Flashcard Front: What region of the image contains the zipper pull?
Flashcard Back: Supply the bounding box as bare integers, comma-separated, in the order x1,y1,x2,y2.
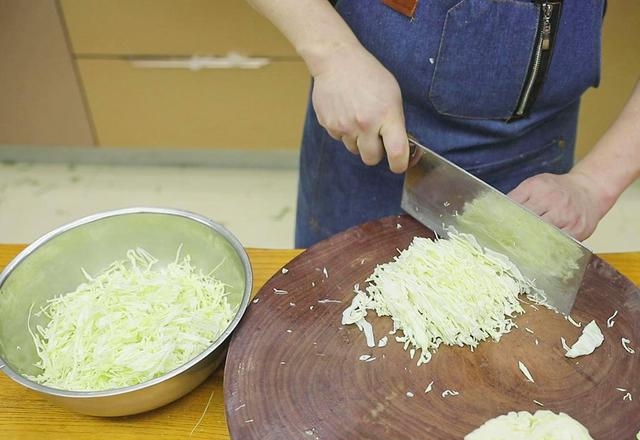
541,3,553,50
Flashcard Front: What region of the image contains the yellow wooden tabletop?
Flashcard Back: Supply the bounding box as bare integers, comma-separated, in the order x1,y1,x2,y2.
0,244,637,439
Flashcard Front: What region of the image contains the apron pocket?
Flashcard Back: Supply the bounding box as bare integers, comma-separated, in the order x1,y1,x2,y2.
429,0,539,120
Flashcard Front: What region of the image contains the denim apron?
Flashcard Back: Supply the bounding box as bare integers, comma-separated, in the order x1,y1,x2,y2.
296,0,605,247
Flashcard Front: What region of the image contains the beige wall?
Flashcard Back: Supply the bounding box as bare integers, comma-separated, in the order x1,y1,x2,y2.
576,0,640,159
58,0,309,150
0,1,637,153
0,0,94,146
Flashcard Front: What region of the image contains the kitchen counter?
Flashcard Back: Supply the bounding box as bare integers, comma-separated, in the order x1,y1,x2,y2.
0,244,637,439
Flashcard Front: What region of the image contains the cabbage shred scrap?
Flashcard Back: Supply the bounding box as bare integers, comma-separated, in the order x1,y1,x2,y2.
564,320,604,358
342,231,538,365
28,247,235,391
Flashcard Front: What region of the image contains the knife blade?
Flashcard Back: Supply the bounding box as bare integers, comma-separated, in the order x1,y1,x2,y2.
401,137,592,315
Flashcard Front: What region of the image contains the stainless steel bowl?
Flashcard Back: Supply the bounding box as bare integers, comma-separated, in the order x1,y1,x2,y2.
0,207,252,416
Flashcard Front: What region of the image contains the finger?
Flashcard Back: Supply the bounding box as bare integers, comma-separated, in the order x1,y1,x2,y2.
379,117,409,173
507,182,532,205
515,185,552,216
326,129,343,141
540,210,569,229
551,213,589,241
341,135,359,155
523,200,551,217
559,224,584,241
356,131,385,166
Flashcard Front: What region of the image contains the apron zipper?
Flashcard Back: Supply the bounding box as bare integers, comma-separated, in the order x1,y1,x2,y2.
510,1,562,121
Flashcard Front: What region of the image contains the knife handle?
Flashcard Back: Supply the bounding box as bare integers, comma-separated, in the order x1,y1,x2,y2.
407,134,424,168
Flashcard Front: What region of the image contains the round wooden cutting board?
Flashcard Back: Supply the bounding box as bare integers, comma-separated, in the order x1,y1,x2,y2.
224,215,640,439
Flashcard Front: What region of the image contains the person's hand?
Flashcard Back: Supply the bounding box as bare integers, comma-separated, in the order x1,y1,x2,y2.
507,171,609,241
310,43,410,173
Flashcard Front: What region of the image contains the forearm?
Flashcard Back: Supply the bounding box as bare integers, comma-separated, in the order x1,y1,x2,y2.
246,0,411,172
572,80,640,216
245,0,363,76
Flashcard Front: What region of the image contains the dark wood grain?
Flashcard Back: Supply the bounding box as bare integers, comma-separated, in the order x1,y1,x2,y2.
224,215,640,439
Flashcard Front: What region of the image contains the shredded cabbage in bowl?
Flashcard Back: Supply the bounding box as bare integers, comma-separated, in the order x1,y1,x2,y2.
27,247,236,391
342,230,540,365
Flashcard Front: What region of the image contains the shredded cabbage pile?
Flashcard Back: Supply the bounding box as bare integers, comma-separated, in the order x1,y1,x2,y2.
457,191,582,283
343,230,539,365
28,247,235,391
465,410,593,440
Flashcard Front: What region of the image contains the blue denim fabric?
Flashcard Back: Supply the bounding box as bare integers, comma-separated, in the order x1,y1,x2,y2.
295,0,604,248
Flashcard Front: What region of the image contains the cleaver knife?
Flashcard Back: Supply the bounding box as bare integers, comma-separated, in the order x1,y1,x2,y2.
401,137,592,315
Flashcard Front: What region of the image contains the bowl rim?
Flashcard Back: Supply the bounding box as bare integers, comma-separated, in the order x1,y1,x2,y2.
0,206,253,398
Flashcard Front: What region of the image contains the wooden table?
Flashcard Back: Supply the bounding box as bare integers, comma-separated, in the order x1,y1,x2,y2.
0,244,637,440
